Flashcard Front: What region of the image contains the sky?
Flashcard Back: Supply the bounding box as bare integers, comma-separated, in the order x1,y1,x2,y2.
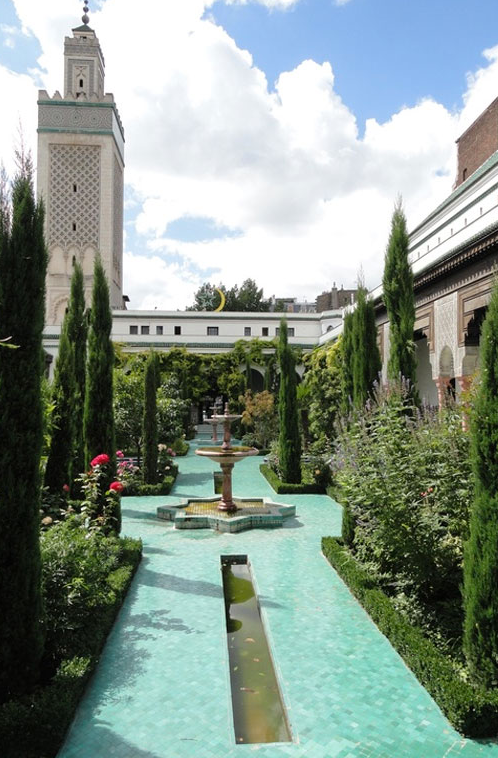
1,0,498,310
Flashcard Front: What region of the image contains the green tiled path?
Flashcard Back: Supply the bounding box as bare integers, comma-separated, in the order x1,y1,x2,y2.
58,438,498,757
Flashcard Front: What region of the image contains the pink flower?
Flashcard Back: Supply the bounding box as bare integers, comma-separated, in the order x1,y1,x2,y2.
90,453,110,467
167,447,174,455
109,481,124,493
62,484,70,493
116,450,124,458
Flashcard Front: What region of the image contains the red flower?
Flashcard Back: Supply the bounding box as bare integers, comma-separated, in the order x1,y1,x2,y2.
62,484,70,493
109,481,124,493
90,453,110,467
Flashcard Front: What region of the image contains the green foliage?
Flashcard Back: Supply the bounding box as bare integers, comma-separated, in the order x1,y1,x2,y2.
464,283,498,686
84,257,115,469
0,525,142,758
302,337,343,444
322,537,498,738
277,319,301,483
240,389,278,448
382,201,417,394
340,312,354,415
65,263,87,496
259,464,325,494
44,322,75,495
0,166,47,702
125,476,176,497
114,366,144,463
332,381,471,607
352,285,381,407
143,351,159,484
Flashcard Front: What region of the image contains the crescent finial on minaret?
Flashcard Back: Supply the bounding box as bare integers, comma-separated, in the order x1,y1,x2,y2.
82,2,90,25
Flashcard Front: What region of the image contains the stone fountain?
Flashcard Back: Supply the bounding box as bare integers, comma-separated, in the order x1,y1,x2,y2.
157,403,296,532
195,404,258,512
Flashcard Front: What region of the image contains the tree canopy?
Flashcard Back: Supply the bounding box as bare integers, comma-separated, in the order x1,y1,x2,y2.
186,278,270,312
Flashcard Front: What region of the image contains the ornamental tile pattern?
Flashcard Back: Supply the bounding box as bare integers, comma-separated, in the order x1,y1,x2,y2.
48,144,100,251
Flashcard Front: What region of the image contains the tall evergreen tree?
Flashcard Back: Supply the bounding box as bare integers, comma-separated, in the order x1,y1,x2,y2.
352,285,381,407
84,256,115,467
66,262,87,492
463,283,498,686
143,351,159,484
43,321,75,494
382,200,417,393
0,164,47,702
277,319,301,483
340,310,354,416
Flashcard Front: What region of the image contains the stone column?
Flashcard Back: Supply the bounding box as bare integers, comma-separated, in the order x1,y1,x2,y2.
456,375,472,431
434,376,451,411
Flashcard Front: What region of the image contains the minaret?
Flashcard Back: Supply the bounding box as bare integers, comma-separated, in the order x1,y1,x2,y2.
37,2,125,325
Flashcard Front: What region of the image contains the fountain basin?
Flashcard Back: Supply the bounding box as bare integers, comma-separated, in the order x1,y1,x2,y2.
195,445,259,465
157,496,296,533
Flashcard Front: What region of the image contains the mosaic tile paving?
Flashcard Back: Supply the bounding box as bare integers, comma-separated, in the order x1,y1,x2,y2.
58,438,498,757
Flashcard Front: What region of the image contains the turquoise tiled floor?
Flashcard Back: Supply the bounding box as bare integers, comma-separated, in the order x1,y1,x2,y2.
58,438,498,757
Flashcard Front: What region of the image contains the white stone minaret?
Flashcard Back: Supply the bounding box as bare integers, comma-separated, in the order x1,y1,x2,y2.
37,2,125,325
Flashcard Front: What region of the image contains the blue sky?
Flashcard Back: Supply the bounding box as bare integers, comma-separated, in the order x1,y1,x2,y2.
1,0,498,309
210,0,498,127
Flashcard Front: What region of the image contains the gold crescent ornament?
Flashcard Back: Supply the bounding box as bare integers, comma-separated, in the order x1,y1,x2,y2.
214,288,226,312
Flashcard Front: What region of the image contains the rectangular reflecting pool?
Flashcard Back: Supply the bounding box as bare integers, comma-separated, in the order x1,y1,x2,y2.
221,555,292,745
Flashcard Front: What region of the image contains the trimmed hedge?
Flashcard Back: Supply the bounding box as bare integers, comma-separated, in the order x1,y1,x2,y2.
123,466,178,497
322,537,498,738
260,463,325,494
173,440,190,456
0,535,142,758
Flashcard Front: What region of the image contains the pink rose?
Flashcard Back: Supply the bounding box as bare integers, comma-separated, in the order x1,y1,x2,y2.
62,484,70,493
116,450,124,458
109,481,124,493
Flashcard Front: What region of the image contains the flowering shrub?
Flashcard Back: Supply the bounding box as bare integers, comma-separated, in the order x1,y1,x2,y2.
90,453,110,467
331,380,471,608
77,453,121,535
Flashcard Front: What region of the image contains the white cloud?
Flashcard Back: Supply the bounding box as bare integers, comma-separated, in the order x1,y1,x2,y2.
2,1,498,309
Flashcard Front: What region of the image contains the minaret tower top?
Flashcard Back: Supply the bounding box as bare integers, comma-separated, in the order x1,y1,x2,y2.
37,1,125,326
64,2,105,99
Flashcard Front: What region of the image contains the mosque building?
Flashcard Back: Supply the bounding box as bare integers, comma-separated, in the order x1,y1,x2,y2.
40,5,498,409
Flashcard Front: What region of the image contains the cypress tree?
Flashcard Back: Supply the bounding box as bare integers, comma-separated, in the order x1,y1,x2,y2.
352,285,381,407
277,319,301,483
66,262,87,493
463,283,498,686
382,200,417,394
0,164,47,702
84,256,115,468
43,321,75,494
143,351,159,484
340,310,354,416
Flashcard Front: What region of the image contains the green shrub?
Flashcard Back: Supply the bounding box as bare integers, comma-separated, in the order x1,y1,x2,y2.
0,523,142,758
322,537,498,737
331,381,471,605
123,471,176,497
260,463,325,494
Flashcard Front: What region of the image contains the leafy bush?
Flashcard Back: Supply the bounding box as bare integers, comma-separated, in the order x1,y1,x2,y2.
0,523,142,757
322,537,498,737
260,463,325,494
123,472,176,497
331,381,471,606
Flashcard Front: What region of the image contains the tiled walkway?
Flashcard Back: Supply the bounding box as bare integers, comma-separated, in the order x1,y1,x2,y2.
58,438,498,757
